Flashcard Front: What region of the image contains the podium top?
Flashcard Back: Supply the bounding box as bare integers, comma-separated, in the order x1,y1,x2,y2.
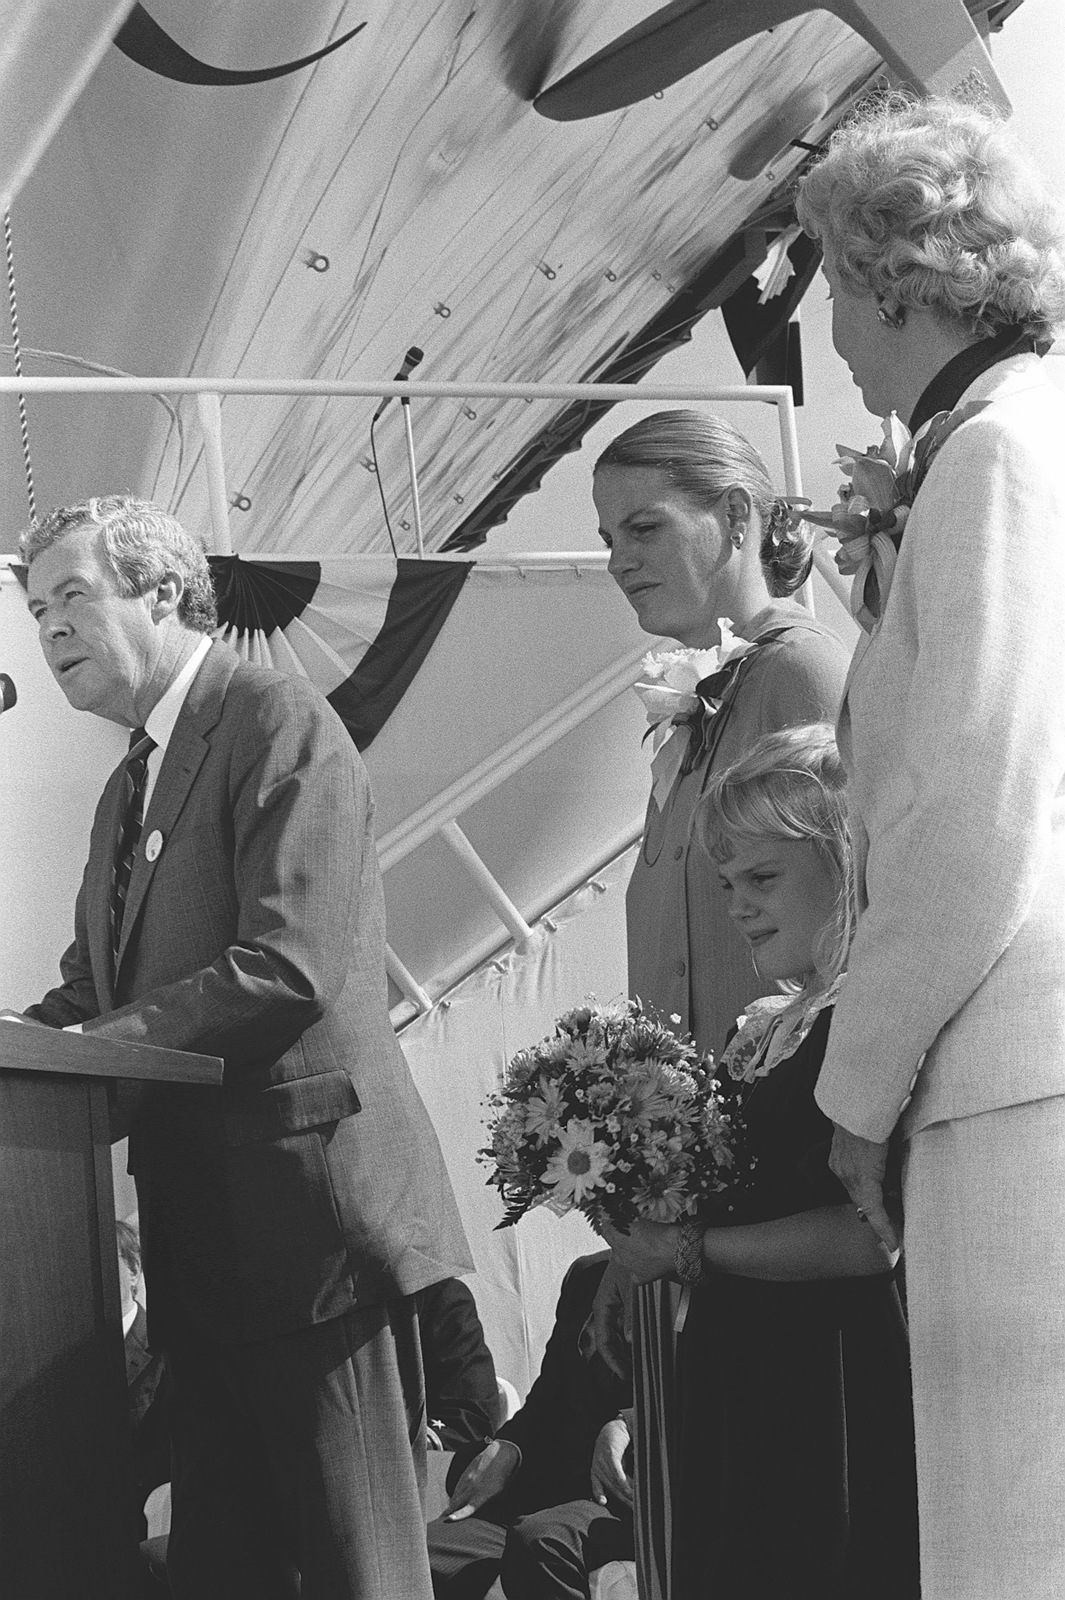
0,1013,222,1085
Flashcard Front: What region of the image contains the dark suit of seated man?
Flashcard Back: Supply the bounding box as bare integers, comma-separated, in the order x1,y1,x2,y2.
427,1252,635,1600
139,1274,500,1593
117,1219,171,1537
416,1277,499,1453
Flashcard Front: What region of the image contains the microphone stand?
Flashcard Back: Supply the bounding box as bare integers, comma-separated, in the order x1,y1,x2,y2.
400,393,425,558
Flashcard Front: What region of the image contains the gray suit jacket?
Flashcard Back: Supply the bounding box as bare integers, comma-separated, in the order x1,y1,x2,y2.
30,642,472,1342
816,355,1065,1141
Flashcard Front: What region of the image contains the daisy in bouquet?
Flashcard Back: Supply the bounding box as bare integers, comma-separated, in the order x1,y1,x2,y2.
480,1000,748,1232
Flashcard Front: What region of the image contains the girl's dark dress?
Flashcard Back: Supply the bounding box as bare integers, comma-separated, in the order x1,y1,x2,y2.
645,1005,919,1600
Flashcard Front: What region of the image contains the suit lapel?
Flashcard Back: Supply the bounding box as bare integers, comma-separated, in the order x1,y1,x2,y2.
115,643,240,978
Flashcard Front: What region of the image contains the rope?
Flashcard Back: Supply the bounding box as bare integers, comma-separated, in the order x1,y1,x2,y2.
4,209,36,522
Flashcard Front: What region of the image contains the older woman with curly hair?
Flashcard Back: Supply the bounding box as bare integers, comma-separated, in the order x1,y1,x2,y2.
796,96,1065,1599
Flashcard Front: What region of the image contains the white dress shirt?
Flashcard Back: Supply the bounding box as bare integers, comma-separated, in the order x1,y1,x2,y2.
141,633,213,813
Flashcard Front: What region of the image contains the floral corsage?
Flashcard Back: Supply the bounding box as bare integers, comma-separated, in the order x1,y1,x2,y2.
480,1000,748,1232
633,620,752,808
802,403,989,633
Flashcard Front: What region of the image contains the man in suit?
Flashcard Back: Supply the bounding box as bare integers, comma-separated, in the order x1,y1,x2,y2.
427,1251,634,1600
17,496,472,1599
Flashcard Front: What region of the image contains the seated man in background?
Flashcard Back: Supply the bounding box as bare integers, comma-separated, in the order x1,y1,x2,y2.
428,1251,635,1600
116,1218,171,1538
138,1272,499,1580
416,1277,500,1454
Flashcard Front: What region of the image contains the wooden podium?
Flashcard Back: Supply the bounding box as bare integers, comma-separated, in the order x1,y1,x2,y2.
0,1018,221,1600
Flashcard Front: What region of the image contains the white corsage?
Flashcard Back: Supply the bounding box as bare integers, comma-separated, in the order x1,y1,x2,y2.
634,621,752,809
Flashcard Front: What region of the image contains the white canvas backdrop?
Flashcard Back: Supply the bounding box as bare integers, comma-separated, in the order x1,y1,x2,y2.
399,844,636,1398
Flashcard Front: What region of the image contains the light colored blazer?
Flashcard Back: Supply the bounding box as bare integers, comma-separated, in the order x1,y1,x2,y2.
815,354,1065,1142
29,642,472,1342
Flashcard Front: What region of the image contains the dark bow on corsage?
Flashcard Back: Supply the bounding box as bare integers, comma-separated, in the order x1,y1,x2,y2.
634,623,753,808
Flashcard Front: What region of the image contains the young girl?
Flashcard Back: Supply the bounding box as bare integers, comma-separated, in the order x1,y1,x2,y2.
603,724,918,1600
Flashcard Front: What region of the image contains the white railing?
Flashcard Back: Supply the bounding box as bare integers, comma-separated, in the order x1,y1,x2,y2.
0,371,805,551
1,372,844,1015
374,639,650,875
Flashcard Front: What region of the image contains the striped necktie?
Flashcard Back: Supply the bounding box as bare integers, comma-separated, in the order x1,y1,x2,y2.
111,727,156,966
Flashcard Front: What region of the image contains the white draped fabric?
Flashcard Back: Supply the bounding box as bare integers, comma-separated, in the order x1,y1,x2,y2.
0,0,132,210
399,843,637,1398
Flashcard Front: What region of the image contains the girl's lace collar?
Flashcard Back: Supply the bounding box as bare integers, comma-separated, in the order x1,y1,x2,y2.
721,976,843,1086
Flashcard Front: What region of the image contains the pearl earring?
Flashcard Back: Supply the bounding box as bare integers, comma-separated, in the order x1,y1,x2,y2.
876,302,904,329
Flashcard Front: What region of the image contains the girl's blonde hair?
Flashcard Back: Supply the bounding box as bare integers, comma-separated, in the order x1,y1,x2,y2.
698,723,855,984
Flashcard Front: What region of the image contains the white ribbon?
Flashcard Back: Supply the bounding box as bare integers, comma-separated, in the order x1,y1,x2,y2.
838,526,899,634
649,723,693,810
753,223,802,303
673,1282,692,1334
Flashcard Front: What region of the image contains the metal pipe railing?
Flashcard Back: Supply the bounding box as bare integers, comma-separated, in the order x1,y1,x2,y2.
0,376,797,403
376,643,649,874
810,540,851,610
439,821,533,947
194,391,231,555
389,819,645,1030
385,944,434,1017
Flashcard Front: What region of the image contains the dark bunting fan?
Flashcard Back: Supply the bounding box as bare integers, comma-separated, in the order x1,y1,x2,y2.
208,555,471,750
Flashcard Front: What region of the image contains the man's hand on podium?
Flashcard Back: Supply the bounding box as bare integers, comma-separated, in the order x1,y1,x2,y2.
0,1011,81,1032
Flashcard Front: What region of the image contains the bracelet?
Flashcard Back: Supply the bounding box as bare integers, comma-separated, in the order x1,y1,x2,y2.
674,1219,707,1286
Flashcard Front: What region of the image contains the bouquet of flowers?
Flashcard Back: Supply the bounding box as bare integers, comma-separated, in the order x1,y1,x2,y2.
480,1000,747,1232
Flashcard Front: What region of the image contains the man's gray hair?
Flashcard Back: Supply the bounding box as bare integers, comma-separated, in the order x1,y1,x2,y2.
19,496,218,633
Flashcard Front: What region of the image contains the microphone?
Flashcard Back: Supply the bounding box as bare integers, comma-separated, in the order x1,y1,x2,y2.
372,347,424,421
0,674,15,714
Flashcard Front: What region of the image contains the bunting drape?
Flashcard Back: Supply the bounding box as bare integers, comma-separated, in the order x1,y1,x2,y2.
11,551,472,751
209,555,472,749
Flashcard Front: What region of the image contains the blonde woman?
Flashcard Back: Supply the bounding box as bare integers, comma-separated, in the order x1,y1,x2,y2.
796,96,1065,1599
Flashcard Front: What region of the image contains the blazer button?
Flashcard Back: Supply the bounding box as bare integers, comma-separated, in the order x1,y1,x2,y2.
676,959,687,977
674,846,684,861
